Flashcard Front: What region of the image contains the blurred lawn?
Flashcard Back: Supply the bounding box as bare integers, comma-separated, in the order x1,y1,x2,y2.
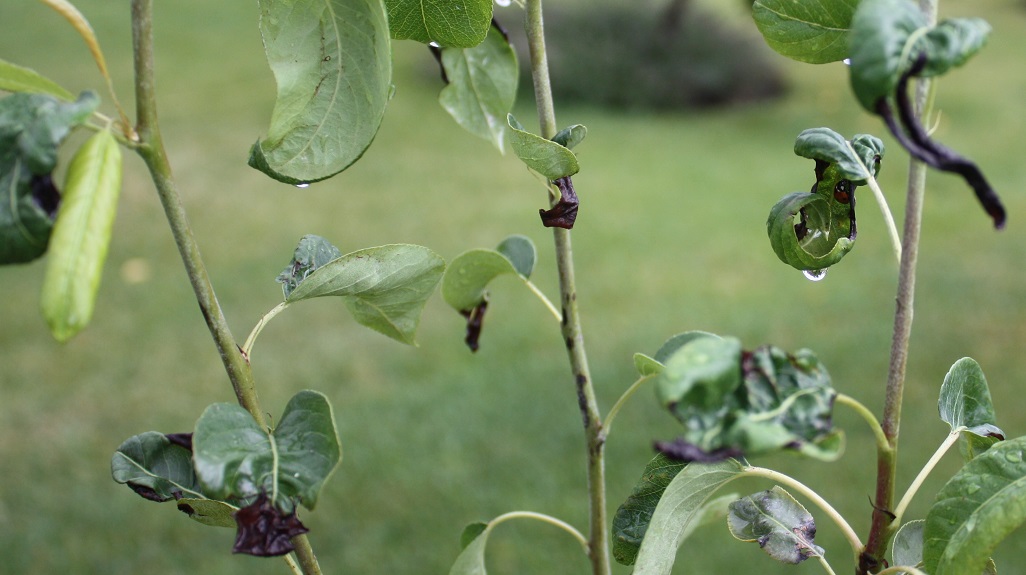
2,1,1025,574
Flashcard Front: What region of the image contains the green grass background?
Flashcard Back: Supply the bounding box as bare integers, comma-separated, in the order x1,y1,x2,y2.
2,1,1025,573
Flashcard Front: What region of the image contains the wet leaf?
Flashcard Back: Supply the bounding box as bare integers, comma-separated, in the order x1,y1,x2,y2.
449,520,490,575
924,436,1026,575
285,244,445,345
385,0,492,48
612,453,686,565
939,357,1004,460
193,390,342,511
794,128,884,185
276,234,343,298
442,235,535,311
232,491,309,557
633,459,745,575
0,58,74,100
848,0,925,112
727,486,824,564
111,431,205,503
752,0,856,64
0,91,98,263
892,519,924,572
438,24,518,152
40,128,122,342
249,0,391,184
506,114,579,179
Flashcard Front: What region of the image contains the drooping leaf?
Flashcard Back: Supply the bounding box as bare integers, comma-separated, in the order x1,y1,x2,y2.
917,18,991,78
939,357,1004,460
276,234,343,298
449,521,490,575
193,390,342,511
506,114,579,179
111,431,205,503
285,244,445,345
793,127,884,185
40,128,122,342
727,486,824,564
438,24,517,152
0,59,75,100
231,491,309,557
249,0,392,184
923,436,1026,575
892,520,925,572
442,236,534,312
552,124,587,150
385,0,492,47
848,0,926,112
633,459,745,575
539,176,579,229
752,0,857,64
0,91,98,263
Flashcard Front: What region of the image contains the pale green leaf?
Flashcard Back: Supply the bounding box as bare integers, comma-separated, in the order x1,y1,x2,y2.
939,357,1004,460
442,248,519,312
752,0,857,64
727,486,824,564
439,25,517,152
286,244,445,345
0,59,74,100
892,520,924,572
385,0,492,47
449,521,490,575
176,498,238,528
633,353,663,376
249,0,392,184
506,114,579,179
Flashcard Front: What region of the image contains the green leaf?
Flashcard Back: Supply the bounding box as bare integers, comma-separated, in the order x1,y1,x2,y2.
249,0,392,184
176,498,237,528
276,234,343,298
923,436,1026,575
0,91,98,264
442,237,532,312
438,25,518,152
0,59,75,100
495,234,535,278
657,336,742,410
193,390,342,511
459,522,488,550
385,0,492,48
727,486,824,564
111,432,205,502
848,0,926,111
612,453,687,565
917,18,990,78
752,0,857,64
286,244,445,345
939,357,1004,460
40,129,122,342
633,459,745,575
767,191,855,271
506,114,579,180
654,331,722,365
449,521,490,575
633,353,663,377
794,128,883,185
892,520,924,572
552,124,587,150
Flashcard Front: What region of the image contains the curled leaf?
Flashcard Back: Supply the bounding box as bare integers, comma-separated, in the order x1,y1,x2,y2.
727,486,824,564
539,176,579,229
276,234,343,298
232,491,309,557
938,357,1004,461
111,431,205,503
507,114,579,179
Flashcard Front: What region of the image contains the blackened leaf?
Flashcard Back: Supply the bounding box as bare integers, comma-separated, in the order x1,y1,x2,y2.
232,492,309,557
612,453,686,565
438,24,518,152
249,0,391,184
285,244,445,345
727,486,824,564
848,0,926,112
539,176,579,229
111,431,205,502
0,58,75,100
385,0,492,48
0,91,98,263
276,234,343,298
752,0,856,64
938,357,1004,461
507,114,579,179
459,300,487,352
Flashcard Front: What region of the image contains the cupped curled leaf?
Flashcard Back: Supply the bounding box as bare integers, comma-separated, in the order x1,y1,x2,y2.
385,0,492,48
232,492,309,557
0,91,98,263
939,357,1004,460
284,243,445,345
249,0,392,184
923,436,1026,575
112,431,205,503
507,114,579,180
727,486,824,564
40,128,122,342
794,128,884,186
276,234,343,298
752,0,856,64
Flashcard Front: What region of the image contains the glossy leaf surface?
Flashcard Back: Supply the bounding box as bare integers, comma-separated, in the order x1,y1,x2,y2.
438,25,517,152
848,0,925,111
794,128,884,186
276,234,343,298
939,357,1004,460
0,92,97,263
40,128,122,342
249,0,391,184
752,0,856,64
111,431,205,502
507,114,579,179
385,0,491,47
193,390,341,511
285,244,445,345
727,486,824,564
924,436,1026,575
0,59,74,100
633,459,744,575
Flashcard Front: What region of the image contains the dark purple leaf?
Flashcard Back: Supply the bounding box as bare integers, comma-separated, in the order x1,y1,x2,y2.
459,300,488,352
654,438,743,463
539,176,579,229
232,492,309,557
165,433,193,451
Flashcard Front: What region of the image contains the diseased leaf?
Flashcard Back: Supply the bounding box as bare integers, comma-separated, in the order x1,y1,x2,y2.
232,491,309,557
752,0,857,64
892,520,925,572
539,176,579,229
438,24,517,152
0,59,75,100
924,436,1026,575
385,0,492,47
917,18,990,78
193,390,342,511
939,357,1004,460
249,0,391,184
794,127,883,185
40,128,122,342
848,0,926,112
177,498,237,528
507,114,579,179
111,431,205,503
727,486,824,564
633,459,745,575
0,91,98,264
286,244,445,345
276,234,343,298
612,453,686,565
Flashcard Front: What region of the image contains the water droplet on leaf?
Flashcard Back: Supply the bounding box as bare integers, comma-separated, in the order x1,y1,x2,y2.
495,0,512,6
803,269,827,282
295,183,310,189
843,58,852,66
1006,450,1023,463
